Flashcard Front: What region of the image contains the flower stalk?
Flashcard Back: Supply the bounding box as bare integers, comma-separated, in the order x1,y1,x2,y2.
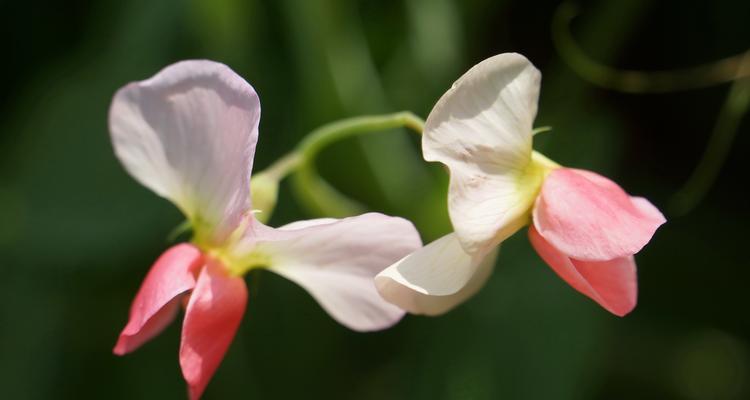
251,112,425,219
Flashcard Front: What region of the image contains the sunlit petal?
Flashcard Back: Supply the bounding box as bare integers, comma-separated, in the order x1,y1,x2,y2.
244,213,422,331
422,53,542,254
109,60,260,242
375,233,494,315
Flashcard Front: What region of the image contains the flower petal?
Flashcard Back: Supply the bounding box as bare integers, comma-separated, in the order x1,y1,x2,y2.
422,53,542,255
533,168,666,261
529,226,637,316
113,243,202,355
180,260,247,400
247,213,422,332
375,233,497,316
109,60,260,242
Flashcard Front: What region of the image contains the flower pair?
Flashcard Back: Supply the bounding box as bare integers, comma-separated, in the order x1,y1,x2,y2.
109,61,422,399
110,54,665,399
376,53,665,317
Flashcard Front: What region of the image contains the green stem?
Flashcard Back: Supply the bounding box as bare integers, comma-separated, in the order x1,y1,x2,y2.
291,112,424,217
260,152,304,181
255,111,424,181
250,112,425,219
669,53,750,215
297,111,425,158
553,3,750,93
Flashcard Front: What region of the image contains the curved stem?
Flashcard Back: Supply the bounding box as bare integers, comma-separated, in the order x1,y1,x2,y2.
669,53,750,215
251,112,425,218
292,112,425,217
291,166,368,218
260,152,304,182
297,111,425,159
553,3,750,93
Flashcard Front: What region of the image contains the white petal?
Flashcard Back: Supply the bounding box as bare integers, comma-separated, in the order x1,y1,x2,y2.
246,213,422,332
109,60,260,242
277,218,338,231
374,233,496,316
422,53,542,254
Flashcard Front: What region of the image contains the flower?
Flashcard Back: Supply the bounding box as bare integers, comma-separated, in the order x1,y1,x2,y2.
109,60,422,399
376,53,665,316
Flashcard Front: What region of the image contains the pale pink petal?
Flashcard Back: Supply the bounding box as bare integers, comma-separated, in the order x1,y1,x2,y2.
375,234,497,316
275,218,338,230
533,168,666,261
180,260,247,400
242,213,422,332
422,53,542,254
109,60,260,243
631,196,667,223
529,226,637,316
113,243,202,355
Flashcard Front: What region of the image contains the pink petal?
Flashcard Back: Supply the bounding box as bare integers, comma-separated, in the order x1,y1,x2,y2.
528,226,637,316
113,243,203,355
238,213,421,332
109,60,260,243
533,168,666,261
180,260,247,400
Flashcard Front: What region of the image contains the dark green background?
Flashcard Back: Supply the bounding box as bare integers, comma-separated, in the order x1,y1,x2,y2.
1,0,748,399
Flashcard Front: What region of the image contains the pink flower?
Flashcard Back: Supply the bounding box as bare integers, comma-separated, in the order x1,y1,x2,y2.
376,53,665,316
109,60,421,399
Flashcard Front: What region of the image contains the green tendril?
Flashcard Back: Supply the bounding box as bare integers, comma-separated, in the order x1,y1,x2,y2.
552,3,750,94
670,53,750,215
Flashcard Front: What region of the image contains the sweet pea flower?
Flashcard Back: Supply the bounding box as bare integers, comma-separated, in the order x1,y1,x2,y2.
109,60,421,399
376,53,665,317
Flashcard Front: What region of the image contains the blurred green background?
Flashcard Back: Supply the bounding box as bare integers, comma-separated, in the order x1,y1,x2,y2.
1,0,748,399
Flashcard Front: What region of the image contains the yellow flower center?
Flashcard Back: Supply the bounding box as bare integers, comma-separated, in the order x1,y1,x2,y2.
191,216,274,277
511,150,560,228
